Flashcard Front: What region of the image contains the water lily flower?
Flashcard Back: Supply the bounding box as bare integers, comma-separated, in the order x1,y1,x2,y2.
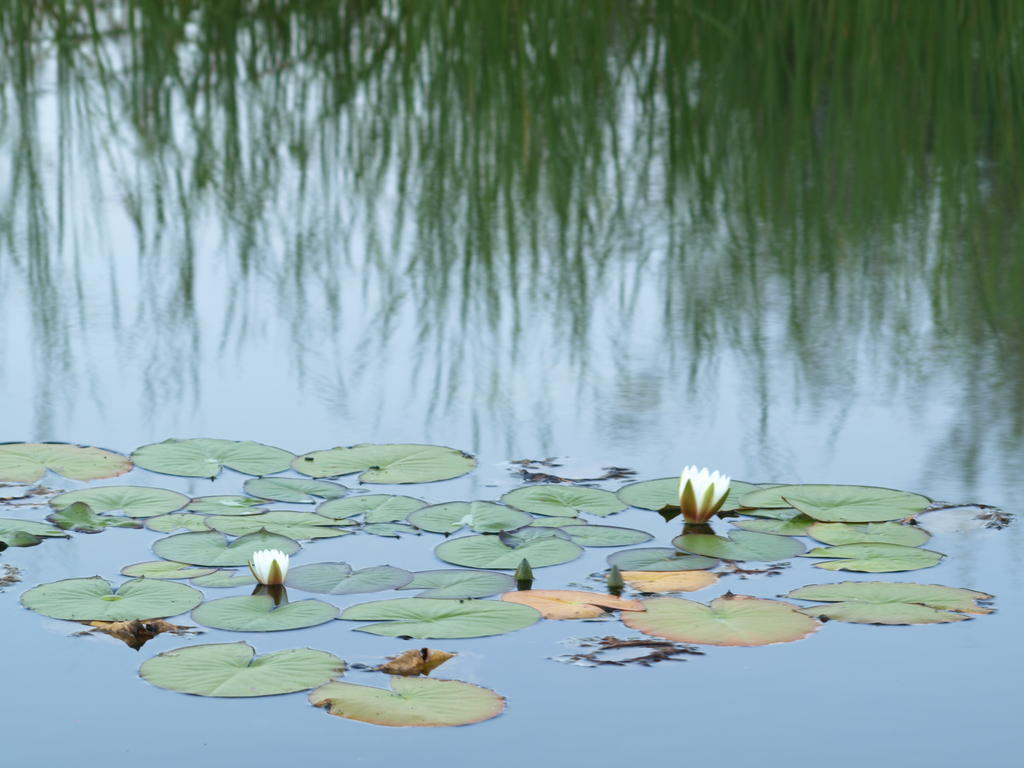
249,549,289,585
678,466,731,523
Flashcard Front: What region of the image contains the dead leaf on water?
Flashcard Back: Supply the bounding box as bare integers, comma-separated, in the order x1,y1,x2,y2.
500,589,645,619
76,619,201,650
377,648,456,676
620,570,719,593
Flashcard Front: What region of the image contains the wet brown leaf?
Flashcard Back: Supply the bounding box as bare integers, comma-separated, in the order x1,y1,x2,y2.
501,589,645,619
77,619,201,650
377,648,456,676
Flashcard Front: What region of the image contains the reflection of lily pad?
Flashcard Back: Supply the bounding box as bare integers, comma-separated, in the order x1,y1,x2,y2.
141,642,345,697
787,581,994,624
310,677,504,727
0,518,69,547
739,484,930,522
606,548,718,572
145,513,212,533
317,494,426,522
501,485,627,517
286,563,413,595
0,442,132,483
121,561,217,580
46,502,143,533
132,438,294,479
186,496,268,515
50,486,189,518
192,595,339,632
293,443,475,483
21,576,202,621
500,590,644,619
242,478,348,504
340,597,541,638
152,530,301,566
204,511,353,540
617,477,758,512
803,543,944,572
409,502,531,534
806,522,931,547
622,594,820,646
397,569,516,599
673,530,805,562
434,534,583,569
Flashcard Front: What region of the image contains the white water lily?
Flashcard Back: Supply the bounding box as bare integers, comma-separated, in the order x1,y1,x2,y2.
678,466,731,523
248,549,290,585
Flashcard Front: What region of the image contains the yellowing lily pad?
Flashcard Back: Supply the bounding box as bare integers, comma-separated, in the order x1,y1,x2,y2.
499,589,645,619
619,570,720,593
0,442,132,483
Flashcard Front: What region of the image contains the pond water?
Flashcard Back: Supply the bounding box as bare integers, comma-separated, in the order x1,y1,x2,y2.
1,3,1021,767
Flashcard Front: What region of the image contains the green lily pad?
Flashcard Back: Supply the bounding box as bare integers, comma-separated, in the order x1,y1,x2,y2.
120,561,218,580
0,517,69,547
787,581,995,624
739,484,930,522
46,502,143,533
286,563,413,594
191,569,257,588
140,642,345,697
673,530,805,562
561,525,654,547
501,485,627,518
804,543,944,572
310,677,505,727
434,534,584,569
21,576,203,620
317,494,427,523
408,502,531,535
192,595,339,632
132,438,294,479
204,511,353,540
606,548,718,572
806,521,931,547
152,530,301,567
732,516,814,536
186,496,268,515
622,594,820,646
145,513,213,533
617,477,759,512
736,507,802,520
396,569,516,599
50,486,189,518
243,478,348,504
339,597,541,638
362,523,419,538
293,443,475,484
0,442,133,483
527,517,587,528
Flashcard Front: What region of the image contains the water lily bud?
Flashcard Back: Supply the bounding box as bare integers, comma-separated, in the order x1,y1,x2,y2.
248,549,290,585
607,565,624,596
678,465,731,523
515,558,534,589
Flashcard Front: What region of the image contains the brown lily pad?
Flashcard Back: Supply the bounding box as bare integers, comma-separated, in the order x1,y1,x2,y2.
377,648,456,676
620,570,719,593
500,589,645,619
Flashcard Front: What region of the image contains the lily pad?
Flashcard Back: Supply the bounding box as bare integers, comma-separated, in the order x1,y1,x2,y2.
21,576,203,620
340,597,541,638
204,511,353,540
562,525,653,548
50,486,189,518
141,642,345,697
736,507,802,520
145,513,213,533
617,477,758,512
191,569,257,588
152,530,301,567
396,569,516,599
739,484,930,522
619,570,720,593
317,494,427,523
787,581,994,624
408,502,531,534
673,530,805,562
186,496,268,515
362,522,419,538
310,677,504,727
46,502,143,533
243,478,348,504
0,442,132,483
192,595,339,632
293,443,475,484
501,485,627,518
606,548,718,572
804,543,944,572
806,522,931,547
733,516,814,536
622,594,820,646
0,518,69,547
500,590,645,619
121,561,217,580
132,438,294,479
434,534,584,569
528,517,587,528
286,563,414,595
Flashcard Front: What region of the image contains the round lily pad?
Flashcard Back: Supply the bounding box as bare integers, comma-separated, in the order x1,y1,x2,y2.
243,478,348,504
500,590,644,619
673,530,805,562
132,438,294,479
732,516,814,536
528,517,587,528
286,563,414,595
204,511,353,540
501,485,627,517
606,548,718,572
622,594,820,646
617,477,758,512
121,561,217,580
562,525,653,548
408,502,531,534
804,543,944,572
293,443,475,483
362,522,419,538
619,570,720,593
152,530,301,566
739,484,931,522
806,522,931,547
0,518,68,547
340,597,542,638
21,576,203,621
310,677,505,727
434,534,584,569
317,494,427,522
50,486,189,518
192,595,339,632
0,442,133,483
191,569,257,588
396,569,516,599
140,642,345,697
787,581,994,624
186,496,268,515
145,513,213,533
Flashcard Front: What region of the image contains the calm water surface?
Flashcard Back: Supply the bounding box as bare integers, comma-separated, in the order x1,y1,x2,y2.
1,3,1021,767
